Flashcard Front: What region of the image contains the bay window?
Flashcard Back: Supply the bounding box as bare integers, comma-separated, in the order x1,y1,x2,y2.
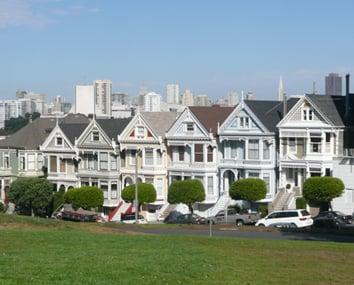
248,140,259,159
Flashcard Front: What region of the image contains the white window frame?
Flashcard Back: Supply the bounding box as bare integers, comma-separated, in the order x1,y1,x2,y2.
111,182,118,199
27,154,36,170
144,148,154,166
136,126,145,138
92,131,100,141
248,140,259,160
186,123,194,132
207,176,213,195
100,152,109,170
55,136,63,146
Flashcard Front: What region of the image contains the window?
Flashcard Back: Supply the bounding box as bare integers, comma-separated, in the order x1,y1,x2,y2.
207,176,213,195
230,141,237,159
59,159,66,173
50,156,57,172
248,140,259,159
145,148,154,165
38,155,44,170
100,181,108,199
245,117,249,128
111,182,118,199
194,144,204,162
248,172,259,178
325,133,331,143
207,146,213,162
309,110,313,120
56,137,63,146
178,146,184,162
310,137,322,153
4,155,9,169
289,138,296,152
240,117,244,128
20,155,25,170
92,131,99,141
110,155,117,170
100,153,108,170
303,110,307,120
28,154,35,170
136,126,144,138
303,108,314,121
130,150,137,165
156,149,162,165
156,178,163,197
87,154,96,170
186,123,194,132
263,142,270,160
263,174,270,193
239,117,249,128
325,168,331,176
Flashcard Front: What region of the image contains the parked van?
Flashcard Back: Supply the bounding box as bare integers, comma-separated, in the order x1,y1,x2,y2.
255,209,313,228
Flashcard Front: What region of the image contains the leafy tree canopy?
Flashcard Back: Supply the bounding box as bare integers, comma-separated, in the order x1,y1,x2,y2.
64,186,103,210
121,183,156,205
229,178,267,203
303,177,344,205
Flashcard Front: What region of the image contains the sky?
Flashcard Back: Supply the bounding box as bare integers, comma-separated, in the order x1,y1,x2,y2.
1,0,354,102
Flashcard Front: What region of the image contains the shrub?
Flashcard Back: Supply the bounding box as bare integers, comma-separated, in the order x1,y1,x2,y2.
52,189,65,212
229,178,267,207
64,186,104,210
257,204,268,218
303,177,344,210
0,202,5,213
121,183,157,207
168,179,205,214
296,197,307,209
8,177,53,216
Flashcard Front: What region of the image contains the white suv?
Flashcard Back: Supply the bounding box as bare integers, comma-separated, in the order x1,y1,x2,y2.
255,209,313,228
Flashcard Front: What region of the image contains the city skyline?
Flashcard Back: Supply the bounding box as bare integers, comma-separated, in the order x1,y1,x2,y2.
1,1,354,101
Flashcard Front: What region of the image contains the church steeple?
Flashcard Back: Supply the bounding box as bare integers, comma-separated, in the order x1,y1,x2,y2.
278,76,284,101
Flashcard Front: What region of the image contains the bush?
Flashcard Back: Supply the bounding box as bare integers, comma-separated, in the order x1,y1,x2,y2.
168,179,205,214
52,189,65,212
8,177,53,216
0,202,5,213
303,177,344,210
121,183,157,207
229,178,267,206
257,204,268,218
296,197,307,209
64,186,104,210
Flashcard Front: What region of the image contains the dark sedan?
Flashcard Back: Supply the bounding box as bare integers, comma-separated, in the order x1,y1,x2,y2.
316,211,352,224
166,213,206,224
313,212,349,229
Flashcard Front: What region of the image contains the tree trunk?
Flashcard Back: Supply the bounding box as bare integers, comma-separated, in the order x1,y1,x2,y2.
188,204,193,214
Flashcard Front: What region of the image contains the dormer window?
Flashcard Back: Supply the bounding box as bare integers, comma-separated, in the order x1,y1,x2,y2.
136,126,144,138
239,117,249,128
303,108,314,121
92,131,100,141
56,137,63,146
186,123,194,132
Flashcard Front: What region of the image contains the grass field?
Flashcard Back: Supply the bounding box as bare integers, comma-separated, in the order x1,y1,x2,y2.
1,214,354,285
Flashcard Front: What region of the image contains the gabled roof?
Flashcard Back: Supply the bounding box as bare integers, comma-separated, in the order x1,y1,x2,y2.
0,113,89,150
141,112,179,138
60,123,89,144
306,94,345,126
96,117,133,141
189,105,234,135
245,98,299,132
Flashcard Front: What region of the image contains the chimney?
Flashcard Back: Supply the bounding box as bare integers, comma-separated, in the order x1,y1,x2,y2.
283,93,287,116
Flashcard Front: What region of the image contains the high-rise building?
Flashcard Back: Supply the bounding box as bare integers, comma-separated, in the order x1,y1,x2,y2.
144,92,161,112
75,85,95,116
194,95,212,106
138,87,148,107
112,93,129,105
228,91,239,106
182,89,194,106
278,76,284,101
94,80,112,117
245,92,255,100
166,84,180,104
325,73,342,95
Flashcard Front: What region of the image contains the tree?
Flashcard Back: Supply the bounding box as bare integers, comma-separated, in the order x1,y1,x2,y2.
121,183,156,214
4,112,41,134
303,176,344,211
229,178,267,208
8,177,53,216
63,186,104,210
168,179,205,214
52,188,65,212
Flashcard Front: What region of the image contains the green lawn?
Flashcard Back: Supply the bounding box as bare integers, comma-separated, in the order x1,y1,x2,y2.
1,214,354,285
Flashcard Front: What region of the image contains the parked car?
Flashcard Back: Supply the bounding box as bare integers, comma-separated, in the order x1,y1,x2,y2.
312,212,349,229
208,209,260,226
53,204,99,222
121,214,147,224
314,211,352,225
167,213,206,224
255,209,313,228
164,211,183,224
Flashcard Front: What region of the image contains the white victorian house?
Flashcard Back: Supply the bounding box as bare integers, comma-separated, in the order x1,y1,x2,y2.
218,99,297,203
166,106,233,210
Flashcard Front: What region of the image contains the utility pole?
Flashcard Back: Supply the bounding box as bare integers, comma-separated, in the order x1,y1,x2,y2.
134,149,140,223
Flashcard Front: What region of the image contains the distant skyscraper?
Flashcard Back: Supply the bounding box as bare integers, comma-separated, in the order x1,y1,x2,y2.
182,89,194,106
278,76,284,101
94,80,112,117
166,84,180,104
75,85,95,116
138,87,148,107
325,73,342,95
194,95,212,106
144,92,161,112
112,93,129,105
228,91,239,106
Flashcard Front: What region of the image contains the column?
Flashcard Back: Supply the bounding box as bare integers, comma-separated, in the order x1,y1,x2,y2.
245,139,249,160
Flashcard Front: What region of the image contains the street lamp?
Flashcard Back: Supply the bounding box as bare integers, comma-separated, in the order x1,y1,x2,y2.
134,149,142,223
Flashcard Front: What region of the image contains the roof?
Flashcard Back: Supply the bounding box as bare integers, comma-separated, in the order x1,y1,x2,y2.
245,98,299,132
0,113,89,150
60,123,89,144
306,94,345,126
189,105,234,135
96,117,133,140
141,112,180,138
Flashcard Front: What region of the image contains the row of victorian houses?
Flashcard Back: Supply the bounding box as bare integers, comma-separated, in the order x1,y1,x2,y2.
0,78,354,218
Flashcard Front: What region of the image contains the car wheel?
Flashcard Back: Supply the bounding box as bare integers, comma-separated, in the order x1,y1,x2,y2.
258,223,265,227
290,223,297,228
236,220,244,227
